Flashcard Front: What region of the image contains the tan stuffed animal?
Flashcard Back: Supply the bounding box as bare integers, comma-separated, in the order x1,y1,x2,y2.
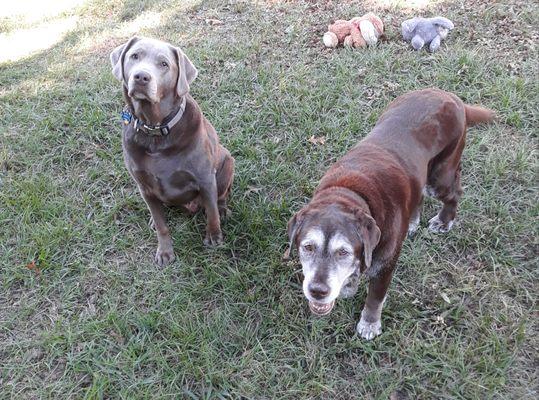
323,13,384,49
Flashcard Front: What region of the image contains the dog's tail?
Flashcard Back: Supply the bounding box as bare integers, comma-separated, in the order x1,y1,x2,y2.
465,104,496,127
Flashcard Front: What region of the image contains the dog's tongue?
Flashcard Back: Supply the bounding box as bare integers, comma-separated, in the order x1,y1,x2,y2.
309,300,335,316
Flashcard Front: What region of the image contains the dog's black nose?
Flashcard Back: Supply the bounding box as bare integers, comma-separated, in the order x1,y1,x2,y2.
309,282,330,300
133,71,151,85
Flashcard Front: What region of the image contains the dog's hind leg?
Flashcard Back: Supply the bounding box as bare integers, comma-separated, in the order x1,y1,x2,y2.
407,199,422,237
200,176,223,246
427,134,465,233
216,154,235,219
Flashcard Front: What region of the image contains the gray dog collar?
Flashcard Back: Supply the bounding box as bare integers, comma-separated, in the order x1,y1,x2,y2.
122,96,187,136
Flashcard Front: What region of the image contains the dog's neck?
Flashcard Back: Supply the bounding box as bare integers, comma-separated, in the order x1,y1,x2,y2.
123,89,181,126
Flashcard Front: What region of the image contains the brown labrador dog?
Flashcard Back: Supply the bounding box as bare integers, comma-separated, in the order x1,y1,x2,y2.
286,88,494,339
110,37,234,266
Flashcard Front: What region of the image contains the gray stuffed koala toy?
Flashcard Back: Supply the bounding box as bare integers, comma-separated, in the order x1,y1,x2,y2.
401,17,454,52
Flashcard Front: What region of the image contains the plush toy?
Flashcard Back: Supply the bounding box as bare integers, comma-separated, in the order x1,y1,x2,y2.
401,17,454,52
323,13,384,49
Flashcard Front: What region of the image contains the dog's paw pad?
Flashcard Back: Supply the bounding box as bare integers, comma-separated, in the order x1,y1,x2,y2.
155,247,175,266
356,318,382,340
428,214,454,233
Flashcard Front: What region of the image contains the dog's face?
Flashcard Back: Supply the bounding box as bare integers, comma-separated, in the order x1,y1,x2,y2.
288,205,380,315
110,36,198,103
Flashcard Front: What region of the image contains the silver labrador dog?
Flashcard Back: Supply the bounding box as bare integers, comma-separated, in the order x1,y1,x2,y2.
110,37,234,266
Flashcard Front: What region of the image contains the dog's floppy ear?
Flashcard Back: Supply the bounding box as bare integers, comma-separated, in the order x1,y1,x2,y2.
354,211,381,272
172,46,198,97
283,209,306,261
110,36,141,82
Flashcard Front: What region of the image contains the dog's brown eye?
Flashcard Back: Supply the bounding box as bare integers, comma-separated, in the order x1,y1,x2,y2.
161,61,168,68
337,248,349,257
303,244,314,252
131,53,138,60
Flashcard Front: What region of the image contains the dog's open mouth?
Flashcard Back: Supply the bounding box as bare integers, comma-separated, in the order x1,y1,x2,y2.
309,300,335,316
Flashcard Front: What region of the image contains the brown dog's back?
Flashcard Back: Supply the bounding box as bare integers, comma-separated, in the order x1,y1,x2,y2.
317,88,495,257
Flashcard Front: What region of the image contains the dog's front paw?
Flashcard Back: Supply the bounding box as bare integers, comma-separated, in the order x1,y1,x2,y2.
155,246,175,266
428,214,454,233
204,231,223,247
356,317,382,340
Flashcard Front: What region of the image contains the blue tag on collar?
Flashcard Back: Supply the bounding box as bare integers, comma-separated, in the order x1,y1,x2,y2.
121,110,132,125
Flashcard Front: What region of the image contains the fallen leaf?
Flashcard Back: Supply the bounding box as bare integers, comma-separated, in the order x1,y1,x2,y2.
205,18,223,26
244,186,262,195
440,292,451,304
109,330,125,345
307,135,326,145
434,315,446,325
25,260,41,275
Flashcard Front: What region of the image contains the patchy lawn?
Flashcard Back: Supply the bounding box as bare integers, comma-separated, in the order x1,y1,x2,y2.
0,0,537,398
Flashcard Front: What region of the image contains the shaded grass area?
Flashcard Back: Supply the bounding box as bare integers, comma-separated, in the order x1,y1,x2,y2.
0,0,537,398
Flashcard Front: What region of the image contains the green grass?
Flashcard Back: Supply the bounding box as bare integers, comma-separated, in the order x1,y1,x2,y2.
0,0,537,398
